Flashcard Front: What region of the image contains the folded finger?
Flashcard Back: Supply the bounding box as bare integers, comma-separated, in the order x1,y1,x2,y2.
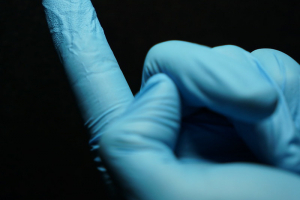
141,40,278,122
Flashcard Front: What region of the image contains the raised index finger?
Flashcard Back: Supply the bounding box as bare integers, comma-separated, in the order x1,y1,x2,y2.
42,0,134,136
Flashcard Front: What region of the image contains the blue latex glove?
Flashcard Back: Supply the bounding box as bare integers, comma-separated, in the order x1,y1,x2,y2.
43,0,300,200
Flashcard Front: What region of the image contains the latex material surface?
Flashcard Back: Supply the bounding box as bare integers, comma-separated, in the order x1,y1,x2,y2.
43,1,300,200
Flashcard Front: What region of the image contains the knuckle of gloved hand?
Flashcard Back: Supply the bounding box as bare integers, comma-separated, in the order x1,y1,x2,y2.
252,48,299,88
144,40,179,65
143,40,181,81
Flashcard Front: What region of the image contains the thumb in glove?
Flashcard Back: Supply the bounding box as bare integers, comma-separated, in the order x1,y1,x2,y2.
99,73,187,200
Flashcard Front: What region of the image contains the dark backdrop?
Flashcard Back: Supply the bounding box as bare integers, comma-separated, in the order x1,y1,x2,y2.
1,0,299,199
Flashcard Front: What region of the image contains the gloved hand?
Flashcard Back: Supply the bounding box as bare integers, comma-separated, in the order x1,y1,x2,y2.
42,0,300,200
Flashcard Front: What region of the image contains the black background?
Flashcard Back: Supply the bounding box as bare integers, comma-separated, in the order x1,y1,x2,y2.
1,0,299,199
